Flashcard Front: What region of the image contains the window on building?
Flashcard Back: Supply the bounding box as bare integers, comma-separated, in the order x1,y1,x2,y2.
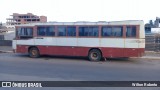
58,26,66,36
37,26,55,36
32,19,36,21
126,26,136,37
67,26,76,36
101,26,123,37
79,26,98,37
27,19,31,21
26,16,30,18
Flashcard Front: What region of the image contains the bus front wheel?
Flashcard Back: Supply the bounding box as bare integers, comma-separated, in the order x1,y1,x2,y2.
29,47,40,58
88,49,102,61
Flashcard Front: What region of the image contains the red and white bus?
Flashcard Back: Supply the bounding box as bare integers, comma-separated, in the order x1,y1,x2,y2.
12,20,145,61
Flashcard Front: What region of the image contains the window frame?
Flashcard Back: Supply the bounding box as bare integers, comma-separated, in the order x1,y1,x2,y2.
125,25,139,38
57,26,67,37
101,25,124,38
16,26,33,39
78,25,99,38
66,26,76,37
37,25,55,37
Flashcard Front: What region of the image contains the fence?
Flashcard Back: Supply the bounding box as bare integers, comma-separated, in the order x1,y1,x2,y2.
0,40,12,46
145,34,160,51
0,35,4,40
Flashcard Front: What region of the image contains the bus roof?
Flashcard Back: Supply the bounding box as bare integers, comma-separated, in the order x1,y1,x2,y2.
16,20,144,26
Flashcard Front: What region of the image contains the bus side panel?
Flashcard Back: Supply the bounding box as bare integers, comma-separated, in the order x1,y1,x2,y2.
102,48,144,58
101,48,124,58
71,47,89,56
37,46,89,56
123,48,138,57
12,40,17,53
16,39,35,53
124,48,145,57
16,45,28,53
37,46,50,55
138,48,145,57
101,38,125,58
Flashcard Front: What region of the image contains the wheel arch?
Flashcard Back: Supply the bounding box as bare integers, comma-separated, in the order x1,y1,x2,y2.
28,46,39,53
88,48,103,57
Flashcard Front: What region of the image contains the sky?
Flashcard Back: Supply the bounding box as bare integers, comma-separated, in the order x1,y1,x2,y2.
1,0,160,23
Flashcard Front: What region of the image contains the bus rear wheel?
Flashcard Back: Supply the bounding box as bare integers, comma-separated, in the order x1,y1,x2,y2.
29,47,40,58
88,49,102,61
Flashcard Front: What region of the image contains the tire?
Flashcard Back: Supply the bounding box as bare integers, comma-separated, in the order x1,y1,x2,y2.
29,47,40,58
88,49,102,61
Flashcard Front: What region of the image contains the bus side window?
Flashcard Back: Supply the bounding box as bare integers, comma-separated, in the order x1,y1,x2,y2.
17,27,33,39
101,26,123,37
79,27,88,36
112,27,123,37
37,27,46,36
79,26,98,37
37,26,55,36
46,27,55,36
88,27,98,37
67,26,76,36
58,26,66,36
101,27,112,37
126,26,136,37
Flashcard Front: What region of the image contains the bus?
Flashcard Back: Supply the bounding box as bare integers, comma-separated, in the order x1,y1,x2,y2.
12,20,145,61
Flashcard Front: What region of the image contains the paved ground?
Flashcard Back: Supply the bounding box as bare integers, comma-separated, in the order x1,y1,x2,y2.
0,46,160,90
1,53,160,81
0,46,12,52
0,52,160,90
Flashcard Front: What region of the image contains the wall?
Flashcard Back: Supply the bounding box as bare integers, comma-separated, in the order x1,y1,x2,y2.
145,34,160,51
0,40,12,46
4,32,15,40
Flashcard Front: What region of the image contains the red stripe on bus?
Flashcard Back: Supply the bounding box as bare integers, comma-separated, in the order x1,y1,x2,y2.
16,45,144,58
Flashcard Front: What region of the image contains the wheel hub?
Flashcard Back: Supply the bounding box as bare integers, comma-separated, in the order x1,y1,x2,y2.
91,52,98,59
32,50,37,56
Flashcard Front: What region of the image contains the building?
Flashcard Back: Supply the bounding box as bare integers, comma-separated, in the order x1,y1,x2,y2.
144,19,159,34
145,17,160,34
6,13,47,25
3,13,47,40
